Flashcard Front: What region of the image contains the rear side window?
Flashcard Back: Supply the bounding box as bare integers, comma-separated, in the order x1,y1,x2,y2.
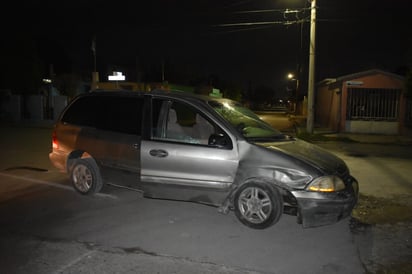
61,96,97,127
99,97,143,135
61,95,144,135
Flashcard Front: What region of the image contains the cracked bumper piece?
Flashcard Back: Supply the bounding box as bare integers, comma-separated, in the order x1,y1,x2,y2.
292,189,357,228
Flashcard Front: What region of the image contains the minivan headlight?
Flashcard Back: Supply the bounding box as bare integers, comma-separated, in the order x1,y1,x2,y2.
307,176,345,192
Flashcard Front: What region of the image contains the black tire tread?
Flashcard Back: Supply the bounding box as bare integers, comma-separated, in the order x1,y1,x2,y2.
70,158,103,195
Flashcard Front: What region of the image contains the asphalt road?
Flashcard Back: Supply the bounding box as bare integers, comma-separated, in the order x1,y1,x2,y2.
0,169,362,274
0,121,411,273
255,111,294,133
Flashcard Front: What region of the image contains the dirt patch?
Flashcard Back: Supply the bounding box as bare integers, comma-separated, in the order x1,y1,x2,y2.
352,194,412,225
351,194,412,274
370,262,412,274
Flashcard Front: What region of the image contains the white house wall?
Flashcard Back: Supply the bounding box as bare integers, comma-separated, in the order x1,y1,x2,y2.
345,120,398,134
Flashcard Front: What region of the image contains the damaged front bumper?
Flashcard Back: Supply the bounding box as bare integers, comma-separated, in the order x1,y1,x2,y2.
291,179,358,228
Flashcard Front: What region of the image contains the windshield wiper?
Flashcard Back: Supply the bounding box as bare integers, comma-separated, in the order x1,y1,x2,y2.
247,134,294,142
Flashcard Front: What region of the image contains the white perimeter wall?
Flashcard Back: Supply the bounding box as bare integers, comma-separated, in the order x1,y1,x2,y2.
345,121,398,134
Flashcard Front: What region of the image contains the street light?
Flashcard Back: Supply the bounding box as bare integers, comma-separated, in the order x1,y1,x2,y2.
306,0,316,134
287,73,299,113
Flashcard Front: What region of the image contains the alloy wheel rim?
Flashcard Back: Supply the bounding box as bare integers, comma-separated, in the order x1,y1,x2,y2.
73,164,92,193
238,187,272,224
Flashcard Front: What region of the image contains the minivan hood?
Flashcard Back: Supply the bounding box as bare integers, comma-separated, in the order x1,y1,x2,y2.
256,139,348,176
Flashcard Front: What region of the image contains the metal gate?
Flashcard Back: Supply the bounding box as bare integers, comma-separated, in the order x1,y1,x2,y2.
346,88,400,121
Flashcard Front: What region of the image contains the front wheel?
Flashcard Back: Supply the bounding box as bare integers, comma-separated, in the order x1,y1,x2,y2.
70,158,103,195
234,182,283,229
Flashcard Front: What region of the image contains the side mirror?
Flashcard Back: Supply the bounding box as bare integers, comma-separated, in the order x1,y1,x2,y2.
208,133,231,148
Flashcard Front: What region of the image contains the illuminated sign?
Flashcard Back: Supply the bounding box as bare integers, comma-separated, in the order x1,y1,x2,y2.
108,71,125,81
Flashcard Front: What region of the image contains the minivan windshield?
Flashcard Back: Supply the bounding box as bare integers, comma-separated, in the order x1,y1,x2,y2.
208,100,287,141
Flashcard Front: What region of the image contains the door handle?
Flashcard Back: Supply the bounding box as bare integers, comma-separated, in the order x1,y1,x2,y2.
149,149,168,158
132,143,139,149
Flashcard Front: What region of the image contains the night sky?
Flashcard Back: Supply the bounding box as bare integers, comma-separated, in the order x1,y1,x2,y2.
2,0,412,95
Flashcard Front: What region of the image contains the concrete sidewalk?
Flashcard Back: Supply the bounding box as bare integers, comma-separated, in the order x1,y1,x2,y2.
1,119,55,129
322,132,412,145
288,114,412,145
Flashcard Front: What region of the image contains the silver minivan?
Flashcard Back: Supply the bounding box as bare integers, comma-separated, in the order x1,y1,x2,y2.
49,89,358,229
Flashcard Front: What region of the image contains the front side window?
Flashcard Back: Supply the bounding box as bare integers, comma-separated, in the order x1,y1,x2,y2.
151,98,229,146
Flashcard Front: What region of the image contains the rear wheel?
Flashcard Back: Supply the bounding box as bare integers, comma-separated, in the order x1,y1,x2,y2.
234,182,283,229
70,158,103,195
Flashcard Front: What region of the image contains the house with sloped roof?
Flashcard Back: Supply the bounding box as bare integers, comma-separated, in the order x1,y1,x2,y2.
316,69,411,135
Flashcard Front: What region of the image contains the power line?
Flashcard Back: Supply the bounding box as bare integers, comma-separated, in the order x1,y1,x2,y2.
232,8,310,14
216,7,310,28
216,18,309,27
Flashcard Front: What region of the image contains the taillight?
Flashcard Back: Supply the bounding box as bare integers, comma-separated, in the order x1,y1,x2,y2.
52,130,59,149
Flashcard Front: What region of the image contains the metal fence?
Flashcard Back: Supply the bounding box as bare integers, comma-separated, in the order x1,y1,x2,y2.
0,94,67,122
346,88,400,121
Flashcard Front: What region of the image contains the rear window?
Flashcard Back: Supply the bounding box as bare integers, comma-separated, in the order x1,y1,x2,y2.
61,95,144,135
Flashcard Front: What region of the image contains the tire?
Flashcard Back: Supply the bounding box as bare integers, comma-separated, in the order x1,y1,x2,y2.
234,182,283,229
70,158,103,195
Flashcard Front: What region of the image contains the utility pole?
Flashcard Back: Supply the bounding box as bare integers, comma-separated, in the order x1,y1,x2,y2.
306,0,316,134
161,58,165,82
91,35,97,72
91,35,99,90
